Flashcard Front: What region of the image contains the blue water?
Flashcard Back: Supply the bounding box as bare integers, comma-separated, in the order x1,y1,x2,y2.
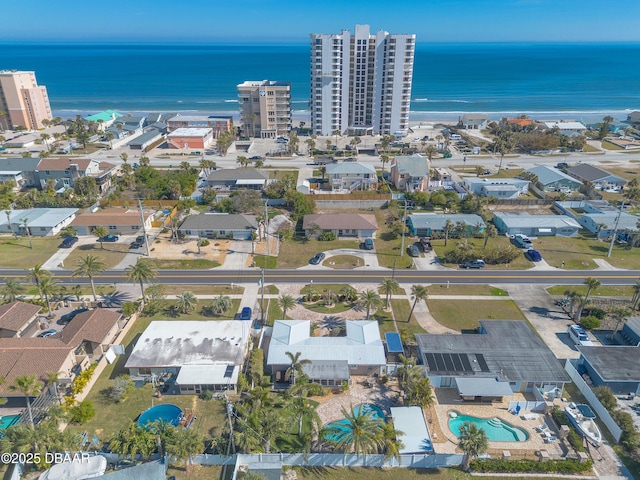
323,403,385,443
448,410,529,442
137,404,183,427
0,415,20,429
1,42,639,121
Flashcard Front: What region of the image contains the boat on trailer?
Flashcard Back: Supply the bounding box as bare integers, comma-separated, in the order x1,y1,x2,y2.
565,402,602,444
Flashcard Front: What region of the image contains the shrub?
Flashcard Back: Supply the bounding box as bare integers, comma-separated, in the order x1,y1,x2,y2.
199,239,210,247
69,400,96,424
567,428,585,452
580,316,601,330
471,458,592,474
105,375,134,403
71,363,97,396
552,405,569,426
584,307,606,319
199,389,214,401
318,232,336,241
594,386,617,411
161,228,169,234
121,301,138,318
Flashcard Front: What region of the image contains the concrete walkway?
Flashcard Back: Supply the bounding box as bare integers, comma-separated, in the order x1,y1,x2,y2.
41,236,97,270
406,283,457,334
593,258,623,270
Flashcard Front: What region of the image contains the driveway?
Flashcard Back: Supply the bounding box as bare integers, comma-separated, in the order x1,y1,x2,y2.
42,236,98,270
298,248,384,270
219,240,252,270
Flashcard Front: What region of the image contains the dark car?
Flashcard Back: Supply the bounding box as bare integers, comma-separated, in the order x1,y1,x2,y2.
135,235,148,243
240,307,252,320
97,234,119,242
249,155,263,161
276,137,289,143
38,329,57,338
60,236,79,248
555,162,568,169
408,245,420,257
460,259,486,269
58,307,89,325
525,249,542,262
130,241,143,249
309,252,326,265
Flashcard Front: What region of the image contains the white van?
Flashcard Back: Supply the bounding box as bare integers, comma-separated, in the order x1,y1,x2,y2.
568,324,594,346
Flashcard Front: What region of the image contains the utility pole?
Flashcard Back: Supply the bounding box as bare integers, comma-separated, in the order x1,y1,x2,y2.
260,268,265,325
137,199,151,256
400,201,408,257
392,258,397,279
264,200,270,255
225,398,235,454
607,200,624,258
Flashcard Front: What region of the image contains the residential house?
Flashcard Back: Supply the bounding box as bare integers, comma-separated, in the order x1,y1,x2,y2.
554,200,639,239
543,121,587,132
527,165,583,192
575,345,640,395
179,213,258,240
266,320,386,386
390,154,430,192
0,301,42,338
566,164,627,190
167,128,214,150
461,177,530,198
620,317,640,347
0,157,42,188
626,111,640,125
129,127,165,151
461,114,488,130
407,213,485,237
125,321,249,394
0,208,78,236
492,212,582,237
325,163,378,191
205,169,269,191
302,213,378,239
167,115,232,138
416,321,570,399
35,157,117,193
71,208,154,236
0,309,121,407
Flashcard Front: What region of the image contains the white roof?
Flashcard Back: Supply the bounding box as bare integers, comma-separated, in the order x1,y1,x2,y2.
125,321,248,369
391,407,432,453
39,455,107,480
543,121,586,130
168,128,212,137
267,320,385,367
236,179,266,185
0,208,77,228
176,364,239,385
493,212,581,229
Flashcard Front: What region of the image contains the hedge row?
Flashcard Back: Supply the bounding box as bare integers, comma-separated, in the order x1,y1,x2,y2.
470,458,593,474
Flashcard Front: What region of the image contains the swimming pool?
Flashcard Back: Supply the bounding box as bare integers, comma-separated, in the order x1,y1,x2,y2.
448,410,529,442
323,404,386,443
137,404,183,428
0,415,20,430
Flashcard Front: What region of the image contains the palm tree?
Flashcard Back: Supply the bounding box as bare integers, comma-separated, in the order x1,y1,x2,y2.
324,405,384,457
166,427,204,473
443,220,453,247
72,255,106,301
285,351,311,385
277,294,296,320
288,396,322,436
2,278,25,302
378,421,404,460
577,277,601,319
126,259,157,301
380,278,399,309
21,218,33,249
93,225,108,250
45,371,62,405
408,285,428,322
458,421,488,471
610,307,631,342
358,289,382,320
483,224,498,248
210,294,232,314
631,279,640,311
175,291,197,314
10,375,43,428
73,284,83,302
39,276,58,317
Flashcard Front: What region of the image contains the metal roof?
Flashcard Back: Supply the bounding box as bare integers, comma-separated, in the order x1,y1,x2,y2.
582,213,640,230
206,168,269,182
493,212,581,229
578,346,640,382
393,154,429,177
527,165,583,186
1,208,77,228
416,321,570,384
326,162,376,175
390,407,432,453
455,377,513,397
302,360,350,380
267,320,386,367
176,364,239,385
168,128,212,137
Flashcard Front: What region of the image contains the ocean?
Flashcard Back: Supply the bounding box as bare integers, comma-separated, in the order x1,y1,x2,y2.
1,42,639,123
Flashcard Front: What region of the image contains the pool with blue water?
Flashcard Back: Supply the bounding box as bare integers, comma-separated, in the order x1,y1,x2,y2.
448,410,529,442
137,404,183,427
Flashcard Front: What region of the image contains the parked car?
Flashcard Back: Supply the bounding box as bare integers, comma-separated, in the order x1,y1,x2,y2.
240,307,252,320
38,329,57,338
276,137,289,143
309,252,326,265
343,157,356,162
363,239,374,250
60,236,79,248
97,234,119,242
135,235,148,243
249,155,263,160
408,245,420,257
130,241,143,249
555,162,568,169
525,249,542,262
510,234,532,249
58,307,89,325
460,259,486,269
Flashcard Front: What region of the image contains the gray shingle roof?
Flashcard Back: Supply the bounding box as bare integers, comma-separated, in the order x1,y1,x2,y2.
302,213,378,231
567,164,626,184
326,163,376,175
179,214,258,231
527,165,583,186
206,169,269,182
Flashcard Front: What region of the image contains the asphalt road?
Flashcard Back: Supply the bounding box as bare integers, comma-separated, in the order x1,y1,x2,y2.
6,268,640,286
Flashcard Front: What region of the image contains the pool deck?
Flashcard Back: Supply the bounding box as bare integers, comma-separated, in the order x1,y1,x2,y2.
431,388,567,458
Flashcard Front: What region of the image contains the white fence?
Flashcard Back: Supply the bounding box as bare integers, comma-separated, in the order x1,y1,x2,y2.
508,400,546,413
564,360,623,442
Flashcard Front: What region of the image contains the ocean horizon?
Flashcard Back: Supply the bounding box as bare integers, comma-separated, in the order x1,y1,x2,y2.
1,41,639,124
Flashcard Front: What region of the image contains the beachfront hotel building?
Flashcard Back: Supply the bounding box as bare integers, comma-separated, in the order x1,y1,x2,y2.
237,80,291,138
0,70,53,130
309,25,415,137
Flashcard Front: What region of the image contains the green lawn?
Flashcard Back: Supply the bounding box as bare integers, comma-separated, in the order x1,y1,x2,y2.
486,168,524,179
266,298,284,326
427,299,526,331
546,285,634,297
427,284,508,296
431,237,532,270
325,255,363,269
301,284,352,294
0,236,63,268
302,301,354,315
140,258,221,269
276,238,360,269
145,299,241,320
373,233,414,269
254,255,277,269
162,285,244,296
65,242,130,270
389,299,427,336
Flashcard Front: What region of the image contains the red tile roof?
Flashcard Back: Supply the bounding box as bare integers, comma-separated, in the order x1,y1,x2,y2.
53,309,121,345
0,301,42,333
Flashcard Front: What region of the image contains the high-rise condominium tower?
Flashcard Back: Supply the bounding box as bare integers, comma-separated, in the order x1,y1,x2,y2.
0,70,53,130
310,25,415,137
237,80,292,138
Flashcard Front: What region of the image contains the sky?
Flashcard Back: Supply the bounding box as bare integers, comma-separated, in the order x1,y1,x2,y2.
3,0,640,43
